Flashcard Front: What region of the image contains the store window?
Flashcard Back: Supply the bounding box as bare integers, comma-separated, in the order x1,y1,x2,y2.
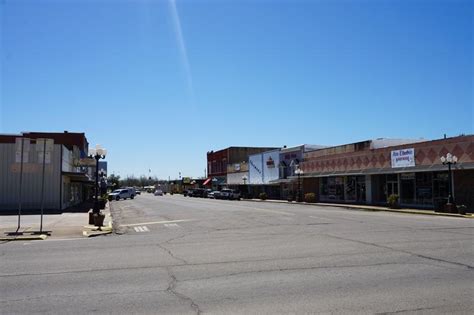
433,172,449,207
320,177,344,201
356,176,366,202
345,176,357,201
415,172,433,206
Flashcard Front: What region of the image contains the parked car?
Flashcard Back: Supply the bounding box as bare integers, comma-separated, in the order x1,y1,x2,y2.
154,189,163,196
184,189,192,197
209,190,221,199
220,189,241,200
191,188,206,198
204,189,213,198
135,190,141,195
109,188,135,201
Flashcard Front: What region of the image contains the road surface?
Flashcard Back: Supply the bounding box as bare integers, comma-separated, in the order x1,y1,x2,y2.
1,194,473,314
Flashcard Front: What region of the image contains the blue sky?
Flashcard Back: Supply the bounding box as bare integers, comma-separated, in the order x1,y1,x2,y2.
1,0,472,179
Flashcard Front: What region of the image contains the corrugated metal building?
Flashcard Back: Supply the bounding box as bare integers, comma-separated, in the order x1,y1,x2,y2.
0,131,95,212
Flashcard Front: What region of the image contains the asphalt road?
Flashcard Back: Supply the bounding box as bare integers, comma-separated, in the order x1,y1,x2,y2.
1,193,473,314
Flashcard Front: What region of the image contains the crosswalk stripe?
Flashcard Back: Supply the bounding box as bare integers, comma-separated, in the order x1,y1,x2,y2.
133,226,149,232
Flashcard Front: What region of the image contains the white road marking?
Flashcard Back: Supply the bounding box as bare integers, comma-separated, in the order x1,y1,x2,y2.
120,219,193,227
164,223,180,228
134,226,150,233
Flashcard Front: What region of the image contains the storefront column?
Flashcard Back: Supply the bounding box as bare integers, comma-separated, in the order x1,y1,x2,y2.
365,175,372,203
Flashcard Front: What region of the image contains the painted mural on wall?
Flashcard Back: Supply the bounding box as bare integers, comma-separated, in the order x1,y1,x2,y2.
249,154,263,184
249,150,280,184
262,150,280,183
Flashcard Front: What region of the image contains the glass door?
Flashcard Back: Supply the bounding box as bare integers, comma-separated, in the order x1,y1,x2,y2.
385,174,399,201
400,173,416,205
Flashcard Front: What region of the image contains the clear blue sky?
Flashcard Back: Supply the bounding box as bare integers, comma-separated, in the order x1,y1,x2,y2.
1,0,472,179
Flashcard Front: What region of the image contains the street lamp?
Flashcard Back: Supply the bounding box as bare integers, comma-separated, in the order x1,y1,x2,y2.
242,175,248,199
98,168,107,196
89,144,107,214
295,167,304,202
440,152,458,205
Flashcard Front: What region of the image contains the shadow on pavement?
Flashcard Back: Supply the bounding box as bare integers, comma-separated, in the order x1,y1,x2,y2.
0,201,93,216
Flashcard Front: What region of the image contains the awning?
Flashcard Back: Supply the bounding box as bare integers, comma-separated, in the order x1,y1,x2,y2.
300,162,474,178
203,178,212,186
62,171,93,183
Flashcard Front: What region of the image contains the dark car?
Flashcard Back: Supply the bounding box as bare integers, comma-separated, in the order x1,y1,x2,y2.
191,188,206,198
204,189,213,198
184,189,193,197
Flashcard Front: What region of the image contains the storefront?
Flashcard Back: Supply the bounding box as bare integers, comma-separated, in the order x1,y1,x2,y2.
248,149,281,198
302,136,474,211
320,175,366,203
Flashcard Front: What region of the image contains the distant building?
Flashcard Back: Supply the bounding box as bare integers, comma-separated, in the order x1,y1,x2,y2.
205,146,278,188
0,131,98,212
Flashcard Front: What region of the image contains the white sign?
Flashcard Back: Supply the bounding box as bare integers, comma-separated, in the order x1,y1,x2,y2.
15,138,30,163
391,148,415,168
36,138,54,152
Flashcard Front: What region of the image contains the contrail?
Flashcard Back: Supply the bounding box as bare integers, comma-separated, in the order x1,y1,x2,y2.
169,0,195,105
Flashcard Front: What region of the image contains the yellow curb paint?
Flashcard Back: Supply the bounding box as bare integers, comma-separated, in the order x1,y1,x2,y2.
83,230,112,237
0,234,48,241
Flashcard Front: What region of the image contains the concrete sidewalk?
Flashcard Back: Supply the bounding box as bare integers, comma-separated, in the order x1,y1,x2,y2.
244,198,474,218
0,203,113,241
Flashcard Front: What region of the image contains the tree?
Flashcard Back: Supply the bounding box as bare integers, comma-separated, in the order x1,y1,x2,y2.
107,174,121,190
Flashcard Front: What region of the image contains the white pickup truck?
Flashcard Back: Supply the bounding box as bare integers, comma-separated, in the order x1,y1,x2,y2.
108,188,135,201
219,189,241,200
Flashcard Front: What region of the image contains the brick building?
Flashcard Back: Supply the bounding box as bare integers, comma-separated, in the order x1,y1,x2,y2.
205,146,278,188
299,135,474,211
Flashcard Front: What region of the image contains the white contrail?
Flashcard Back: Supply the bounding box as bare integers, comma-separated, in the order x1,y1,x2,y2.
169,0,195,104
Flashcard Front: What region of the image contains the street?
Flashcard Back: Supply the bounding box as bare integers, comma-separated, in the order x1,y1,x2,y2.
1,194,473,314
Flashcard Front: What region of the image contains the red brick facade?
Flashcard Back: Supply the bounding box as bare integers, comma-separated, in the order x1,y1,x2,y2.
301,136,473,174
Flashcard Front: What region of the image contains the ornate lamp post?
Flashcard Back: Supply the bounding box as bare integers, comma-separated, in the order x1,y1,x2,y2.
440,153,457,206
89,144,107,214
99,168,107,196
295,167,304,202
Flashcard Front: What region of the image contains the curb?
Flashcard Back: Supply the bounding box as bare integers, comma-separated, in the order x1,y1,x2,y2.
82,211,113,237
242,199,473,219
0,234,48,241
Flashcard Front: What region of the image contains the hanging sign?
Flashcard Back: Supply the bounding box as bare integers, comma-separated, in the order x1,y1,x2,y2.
391,148,415,168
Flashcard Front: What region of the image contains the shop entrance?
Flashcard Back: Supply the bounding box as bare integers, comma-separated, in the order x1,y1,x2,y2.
385,174,398,197
400,173,415,205
356,176,366,202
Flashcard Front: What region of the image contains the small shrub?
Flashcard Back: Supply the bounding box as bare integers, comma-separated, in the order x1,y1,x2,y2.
457,205,467,215
304,192,316,203
387,194,399,209
259,192,267,200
